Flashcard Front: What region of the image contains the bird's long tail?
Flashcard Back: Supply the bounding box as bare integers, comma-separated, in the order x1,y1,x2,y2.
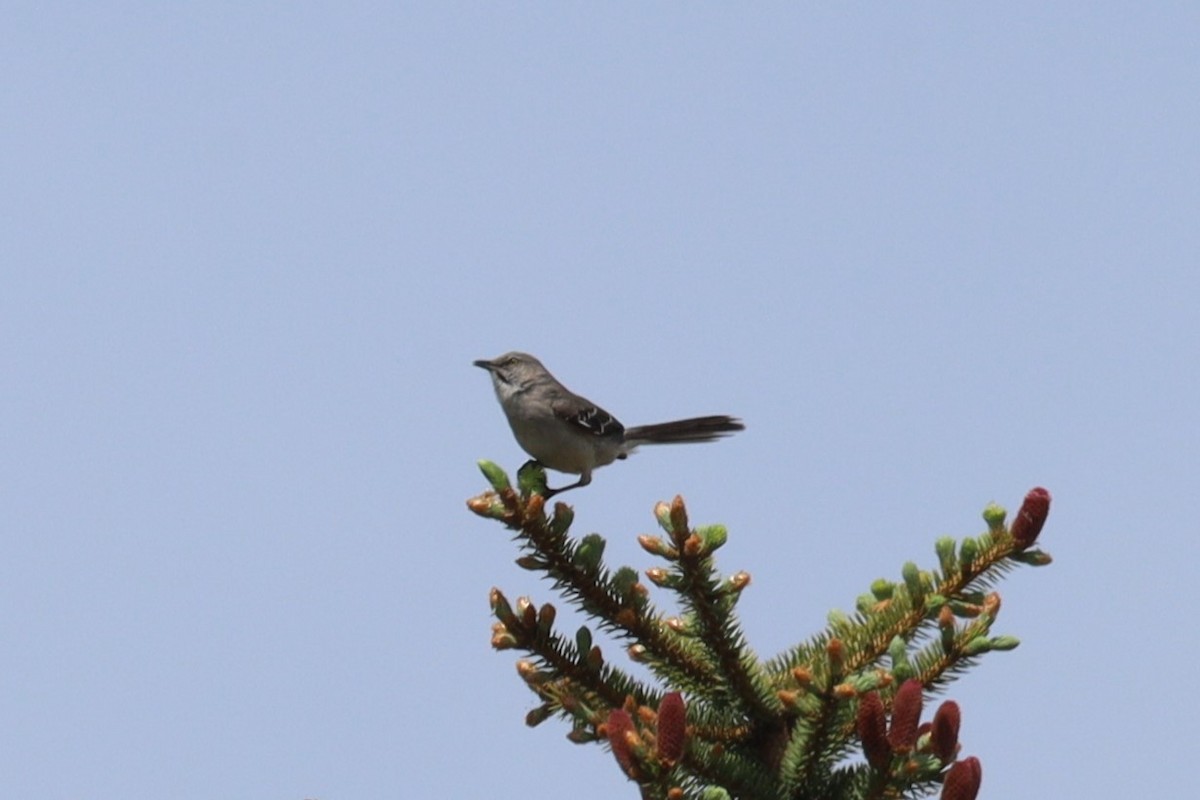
625,415,744,445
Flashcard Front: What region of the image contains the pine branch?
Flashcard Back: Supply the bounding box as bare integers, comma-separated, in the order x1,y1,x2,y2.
474,467,721,693
470,464,1053,800
649,496,782,722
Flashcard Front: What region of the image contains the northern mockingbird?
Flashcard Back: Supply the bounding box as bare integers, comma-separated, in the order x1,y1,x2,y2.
474,351,744,497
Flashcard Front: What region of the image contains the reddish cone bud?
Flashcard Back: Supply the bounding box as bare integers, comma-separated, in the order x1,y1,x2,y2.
857,691,892,769
938,605,955,629
827,637,845,673
941,756,982,800
638,534,678,559
888,679,925,752
606,709,638,777
656,692,687,765
669,495,689,540
525,493,544,518
1010,487,1051,549
490,631,517,649
490,587,518,628
930,700,961,762
466,495,502,517
646,567,671,587
525,704,553,727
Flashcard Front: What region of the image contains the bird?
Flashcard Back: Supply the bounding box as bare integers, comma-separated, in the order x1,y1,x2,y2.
474,351,744,497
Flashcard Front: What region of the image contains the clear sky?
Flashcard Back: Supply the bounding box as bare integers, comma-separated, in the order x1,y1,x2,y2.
3,5,1197,799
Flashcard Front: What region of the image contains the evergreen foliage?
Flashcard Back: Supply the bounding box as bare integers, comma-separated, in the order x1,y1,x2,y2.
468,462,1052,800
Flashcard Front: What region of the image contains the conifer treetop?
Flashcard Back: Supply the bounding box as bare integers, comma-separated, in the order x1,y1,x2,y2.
469,461,1053,800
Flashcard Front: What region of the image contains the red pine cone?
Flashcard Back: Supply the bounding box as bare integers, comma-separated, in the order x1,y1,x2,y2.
856,691,892,769
941,756,982,800
888,679,924,752
655,692,687,765
606,709,637,777
1010,487,1051,549
930,700,961,762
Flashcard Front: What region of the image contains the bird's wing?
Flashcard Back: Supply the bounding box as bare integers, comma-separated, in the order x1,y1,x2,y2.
552,396,625,438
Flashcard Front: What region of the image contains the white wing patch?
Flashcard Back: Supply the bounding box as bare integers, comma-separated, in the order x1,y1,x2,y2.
567,406,624,438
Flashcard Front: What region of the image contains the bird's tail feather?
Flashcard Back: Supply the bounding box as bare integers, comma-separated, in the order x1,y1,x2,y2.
625,415,744,445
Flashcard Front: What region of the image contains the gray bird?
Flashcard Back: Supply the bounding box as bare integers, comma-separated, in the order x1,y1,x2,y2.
474,351,744,497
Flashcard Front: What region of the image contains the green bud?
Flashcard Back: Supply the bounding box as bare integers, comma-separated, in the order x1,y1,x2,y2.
827,608,851,628
902,561,924,600
959,537,979,570
982,502,1007,531
612,566,640,600
1010,549,1053,566
550,502,575,536
962,637,992,656
856,593,877,614
870,578,895,601
989,635,1020,651
516,461,548,496
696,524,728,553
935,537,958,574
572,533,606,572
700,788,733,800
477,460,511,492
575,625,593,655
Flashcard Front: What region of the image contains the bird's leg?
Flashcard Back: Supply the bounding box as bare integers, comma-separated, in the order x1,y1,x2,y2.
517,460,592,499
542,469,592,499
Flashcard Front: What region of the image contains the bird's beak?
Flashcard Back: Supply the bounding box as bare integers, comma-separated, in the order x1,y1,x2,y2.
473,358,495,371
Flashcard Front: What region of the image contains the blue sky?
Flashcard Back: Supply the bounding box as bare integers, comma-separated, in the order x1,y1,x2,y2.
3,5,1197,798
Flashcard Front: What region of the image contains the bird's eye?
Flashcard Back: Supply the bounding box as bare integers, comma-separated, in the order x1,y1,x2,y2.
505,357,518,366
